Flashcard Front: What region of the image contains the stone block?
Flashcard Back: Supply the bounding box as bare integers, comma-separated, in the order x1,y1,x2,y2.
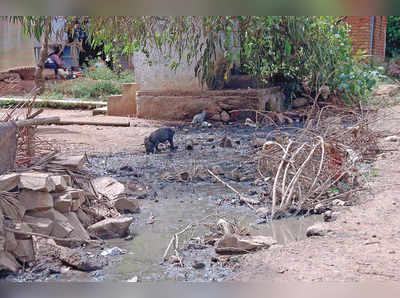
53,192,72,213
23,215,54,236
14,239,35,263
20,190,54,212
19,172,55,192
0,173,19,192
87,217,133,239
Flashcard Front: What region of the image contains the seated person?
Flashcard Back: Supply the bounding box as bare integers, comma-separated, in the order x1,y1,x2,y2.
44,47,67,79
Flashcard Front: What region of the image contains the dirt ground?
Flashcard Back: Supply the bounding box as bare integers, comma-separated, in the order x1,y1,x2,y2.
3,96,400,281
235,104,400,282
34,109,176,154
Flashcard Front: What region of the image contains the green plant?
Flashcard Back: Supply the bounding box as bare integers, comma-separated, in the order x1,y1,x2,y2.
80,16,378,103
333,52,385,103
386,16,400,58
44,79,122,100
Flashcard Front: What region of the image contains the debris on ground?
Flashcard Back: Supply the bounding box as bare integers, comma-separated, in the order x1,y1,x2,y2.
0,152,137,277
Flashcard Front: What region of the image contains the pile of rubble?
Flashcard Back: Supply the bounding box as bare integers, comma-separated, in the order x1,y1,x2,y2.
0,154,140,275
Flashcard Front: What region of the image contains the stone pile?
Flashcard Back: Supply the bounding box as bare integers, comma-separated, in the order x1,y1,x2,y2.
0,154,139,274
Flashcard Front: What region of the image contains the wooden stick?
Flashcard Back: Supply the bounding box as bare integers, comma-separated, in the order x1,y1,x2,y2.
27,108,44,120
15,117,60,128
55,120,130,127
207,169,257,210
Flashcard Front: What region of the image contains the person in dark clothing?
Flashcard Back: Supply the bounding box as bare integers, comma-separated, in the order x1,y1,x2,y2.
44,47,66,79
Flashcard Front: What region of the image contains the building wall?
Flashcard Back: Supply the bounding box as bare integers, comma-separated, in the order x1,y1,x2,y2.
0,20,36,71
345,16,387,58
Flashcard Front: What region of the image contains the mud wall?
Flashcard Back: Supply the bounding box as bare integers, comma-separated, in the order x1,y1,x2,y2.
136,88,284,121
0,21,36,72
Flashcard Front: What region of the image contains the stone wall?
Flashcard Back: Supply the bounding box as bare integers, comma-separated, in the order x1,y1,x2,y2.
136,87,285,121
0,21,36,72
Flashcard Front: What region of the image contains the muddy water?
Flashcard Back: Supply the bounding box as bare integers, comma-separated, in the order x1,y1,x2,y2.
84,124,321,281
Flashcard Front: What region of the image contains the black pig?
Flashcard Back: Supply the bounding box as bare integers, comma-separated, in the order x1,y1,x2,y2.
144,127,175,154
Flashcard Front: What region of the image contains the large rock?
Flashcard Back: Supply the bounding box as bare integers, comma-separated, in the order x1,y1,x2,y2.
215,235,276,254
53,192,72,213
14,239,35,262
87,217,133,239
76,209,92,228
19,172,56,192
0,196,25,220
306,223,331,237
23,216,54,236
27,208,74,239
20,190,53,212
92,177,126,200
4,231,18,252
0,173,20,192
113,197,140,214
0,251,20,273
65,212,90,241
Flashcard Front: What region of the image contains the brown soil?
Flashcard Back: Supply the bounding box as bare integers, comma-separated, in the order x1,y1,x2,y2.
235,104,400,281
34,109,178,154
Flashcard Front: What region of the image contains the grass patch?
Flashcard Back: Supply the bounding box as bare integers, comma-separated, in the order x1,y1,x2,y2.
43,79,121,101
42,63,135,101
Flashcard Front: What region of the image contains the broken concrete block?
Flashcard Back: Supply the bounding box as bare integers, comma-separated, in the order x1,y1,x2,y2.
50,154,86,169
92,177,126,200
113,197,140,213
20,190,53,212
26,208,73,239
13,222,33,240
19,172,55,192
0,196,25,220
0,251,21,273
215,235,276,255
65,212,90,241
63,175,72,186
67,188,85,211
53,192,72,214
52,221,74,239
23,215,54,236
76,209,92,228
49,175,69,192
14,239,35,262
0,173,19,192
4,231,18,252
87,217,133,239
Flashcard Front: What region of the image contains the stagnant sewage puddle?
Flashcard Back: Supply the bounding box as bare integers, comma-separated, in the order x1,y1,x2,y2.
64,124,321,281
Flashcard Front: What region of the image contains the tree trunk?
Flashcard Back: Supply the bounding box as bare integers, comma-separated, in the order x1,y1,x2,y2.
35,17,51,93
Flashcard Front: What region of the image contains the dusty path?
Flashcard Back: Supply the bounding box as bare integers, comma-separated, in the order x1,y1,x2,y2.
235,105,400,281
